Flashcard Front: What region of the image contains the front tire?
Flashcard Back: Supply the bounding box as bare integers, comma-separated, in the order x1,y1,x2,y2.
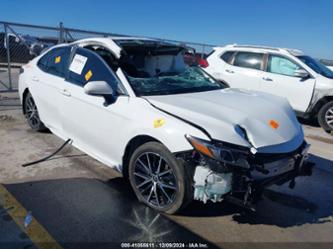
318,101,333,133
128,142,192,214
23,92,47,131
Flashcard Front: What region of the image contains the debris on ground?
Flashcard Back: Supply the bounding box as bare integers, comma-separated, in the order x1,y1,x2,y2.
24,211,33,228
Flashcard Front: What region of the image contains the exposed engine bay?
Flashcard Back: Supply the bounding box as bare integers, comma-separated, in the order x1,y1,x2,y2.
178,140,313,210
193,166,232,203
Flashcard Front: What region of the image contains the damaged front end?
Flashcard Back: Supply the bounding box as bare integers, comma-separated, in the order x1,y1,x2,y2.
179,135,314,211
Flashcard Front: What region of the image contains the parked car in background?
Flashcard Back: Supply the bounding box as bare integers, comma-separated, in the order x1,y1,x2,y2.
320,59,333,71
204,45,333,133
19,38,312,214
0,33,34,63
0,32,57,64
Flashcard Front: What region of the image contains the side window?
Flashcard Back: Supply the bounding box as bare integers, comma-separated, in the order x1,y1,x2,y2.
267,55,300,77
37,47,72,78
220,51,234,64
233,52,263,70
37,52,50,72
67,48,119,90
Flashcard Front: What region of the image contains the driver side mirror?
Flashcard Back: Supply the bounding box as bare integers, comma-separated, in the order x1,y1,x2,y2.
294,69,309,78
84,81,115,105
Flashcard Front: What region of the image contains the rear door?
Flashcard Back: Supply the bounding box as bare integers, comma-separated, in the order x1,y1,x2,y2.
206,50,234,82
29,46,71,134
223,51,265,90
260,54,315,112
60,47,129,166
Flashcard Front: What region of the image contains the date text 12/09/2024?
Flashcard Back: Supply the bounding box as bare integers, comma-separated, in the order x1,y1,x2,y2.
120,242,209,248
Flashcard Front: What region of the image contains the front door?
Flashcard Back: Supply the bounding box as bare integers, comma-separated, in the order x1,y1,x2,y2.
260,54,315,113
60,47,129,167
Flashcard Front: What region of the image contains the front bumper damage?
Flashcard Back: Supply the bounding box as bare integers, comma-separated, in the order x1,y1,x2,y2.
179,141,314,211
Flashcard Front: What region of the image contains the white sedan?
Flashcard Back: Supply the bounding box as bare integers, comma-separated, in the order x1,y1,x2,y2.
19,37,312,213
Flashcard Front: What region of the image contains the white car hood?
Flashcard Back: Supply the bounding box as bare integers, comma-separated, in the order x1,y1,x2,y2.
146,88,304,153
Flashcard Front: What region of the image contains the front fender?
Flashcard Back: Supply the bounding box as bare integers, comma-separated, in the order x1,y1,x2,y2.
114,98,211,165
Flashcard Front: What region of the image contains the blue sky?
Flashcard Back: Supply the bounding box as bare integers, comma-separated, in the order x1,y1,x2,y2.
2,0,333,58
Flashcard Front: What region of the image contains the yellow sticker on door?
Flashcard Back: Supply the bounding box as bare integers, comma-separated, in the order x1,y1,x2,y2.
85,70,93,81
55,56,61,64
154,118,165,128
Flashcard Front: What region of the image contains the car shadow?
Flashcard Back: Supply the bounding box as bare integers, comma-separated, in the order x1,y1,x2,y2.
298,117,320,128
107,162,333,228
4,177,218,248
4,154,333,238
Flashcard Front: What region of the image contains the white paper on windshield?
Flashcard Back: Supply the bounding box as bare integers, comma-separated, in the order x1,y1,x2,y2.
69,54,87,75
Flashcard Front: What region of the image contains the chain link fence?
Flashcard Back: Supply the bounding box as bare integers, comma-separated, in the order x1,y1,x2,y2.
0,21,216,91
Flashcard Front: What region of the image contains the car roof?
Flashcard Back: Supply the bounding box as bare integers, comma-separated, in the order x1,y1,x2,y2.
70,36,180,58
213,44,304,57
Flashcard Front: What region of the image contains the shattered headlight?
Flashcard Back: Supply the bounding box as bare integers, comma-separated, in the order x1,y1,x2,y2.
186,135,251,169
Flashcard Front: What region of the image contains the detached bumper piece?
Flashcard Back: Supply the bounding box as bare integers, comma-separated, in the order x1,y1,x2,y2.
191,142,314,211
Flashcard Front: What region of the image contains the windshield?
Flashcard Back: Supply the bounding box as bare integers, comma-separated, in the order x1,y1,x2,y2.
297,55,333,79
127,66,224,96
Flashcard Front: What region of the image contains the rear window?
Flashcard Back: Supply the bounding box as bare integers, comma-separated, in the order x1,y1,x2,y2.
233,52,263,70
220,51,234,64
37,46,72,78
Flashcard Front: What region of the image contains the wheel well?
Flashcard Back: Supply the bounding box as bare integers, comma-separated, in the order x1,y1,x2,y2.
122,135,160,179
22,88,30,114
310,96,333,117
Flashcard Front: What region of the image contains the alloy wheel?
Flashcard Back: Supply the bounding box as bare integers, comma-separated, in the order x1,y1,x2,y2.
325,107,333,129
25,94,41,129
133,152,178,209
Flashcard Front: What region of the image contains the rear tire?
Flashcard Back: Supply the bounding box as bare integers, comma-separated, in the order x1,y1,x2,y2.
128,142,192,214
23,92,47,132
318,101,333,133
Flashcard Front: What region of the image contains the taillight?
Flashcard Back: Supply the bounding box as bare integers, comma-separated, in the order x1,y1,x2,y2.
198,58,209,68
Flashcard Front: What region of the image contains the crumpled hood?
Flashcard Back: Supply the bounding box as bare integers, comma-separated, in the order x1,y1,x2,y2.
146,88,304,153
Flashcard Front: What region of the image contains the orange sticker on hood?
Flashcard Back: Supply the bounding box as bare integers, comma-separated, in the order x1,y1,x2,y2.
269,119,279,129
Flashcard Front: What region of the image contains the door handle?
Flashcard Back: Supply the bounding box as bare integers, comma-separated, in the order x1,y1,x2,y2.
262,77,273,82
225,69,234,74
60,89,71,97
32,76,39,82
